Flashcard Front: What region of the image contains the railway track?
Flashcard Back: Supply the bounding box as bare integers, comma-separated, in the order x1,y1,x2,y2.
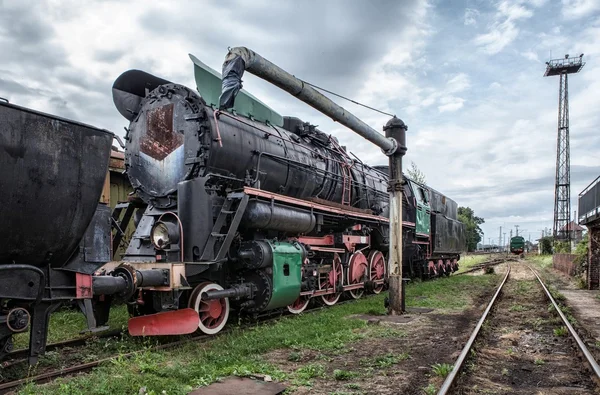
438,262,600,394
0,294,377,394
1,328,124,369
455,257,513,276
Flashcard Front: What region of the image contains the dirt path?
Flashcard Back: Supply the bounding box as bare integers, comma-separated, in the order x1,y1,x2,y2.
453,262,596,394
262,274,505,394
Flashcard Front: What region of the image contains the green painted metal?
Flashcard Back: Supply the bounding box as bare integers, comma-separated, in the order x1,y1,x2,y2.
416,204,431,235
410,180,431,235
189,54,284,127
265,241,303,310
510,236,525,249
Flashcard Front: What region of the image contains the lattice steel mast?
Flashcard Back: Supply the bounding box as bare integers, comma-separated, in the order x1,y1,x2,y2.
544,54,585,249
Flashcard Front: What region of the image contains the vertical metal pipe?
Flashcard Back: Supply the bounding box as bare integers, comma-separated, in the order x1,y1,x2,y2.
384,118,407,315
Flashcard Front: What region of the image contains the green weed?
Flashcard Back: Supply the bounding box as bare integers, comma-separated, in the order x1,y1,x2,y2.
554,327,568,337
431,363,454,378
333,369,358,380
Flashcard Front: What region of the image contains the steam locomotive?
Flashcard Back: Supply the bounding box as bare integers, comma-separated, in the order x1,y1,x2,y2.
0,50,465,364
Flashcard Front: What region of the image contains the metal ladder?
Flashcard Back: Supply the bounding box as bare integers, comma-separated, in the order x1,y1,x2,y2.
111,200,142,259
340,164,352,206
200,192,249,261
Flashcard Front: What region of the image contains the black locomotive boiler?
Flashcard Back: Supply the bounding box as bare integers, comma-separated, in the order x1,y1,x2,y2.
100,54,466,336
0,51,466,363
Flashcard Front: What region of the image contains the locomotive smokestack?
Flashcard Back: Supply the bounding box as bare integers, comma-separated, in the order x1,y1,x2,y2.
219,47,407,315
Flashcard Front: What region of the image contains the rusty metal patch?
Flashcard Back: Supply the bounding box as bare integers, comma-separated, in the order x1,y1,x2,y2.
140,103,183,160
188,376,286,395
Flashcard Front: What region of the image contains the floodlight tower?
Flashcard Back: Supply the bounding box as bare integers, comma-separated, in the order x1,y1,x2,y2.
544,54,585,250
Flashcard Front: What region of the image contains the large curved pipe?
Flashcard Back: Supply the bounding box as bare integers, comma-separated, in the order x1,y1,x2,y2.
220,47,398,155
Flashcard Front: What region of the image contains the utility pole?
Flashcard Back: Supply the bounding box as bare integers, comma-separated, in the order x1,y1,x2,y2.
515,225,520,237
544,54,585,252
499,226,502,252
503,232,507,253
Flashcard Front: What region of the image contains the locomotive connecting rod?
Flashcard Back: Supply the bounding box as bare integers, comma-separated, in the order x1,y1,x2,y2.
220,47,407,315
220,47,398,156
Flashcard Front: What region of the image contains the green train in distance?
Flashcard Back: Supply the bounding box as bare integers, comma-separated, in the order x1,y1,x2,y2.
510,236,525,255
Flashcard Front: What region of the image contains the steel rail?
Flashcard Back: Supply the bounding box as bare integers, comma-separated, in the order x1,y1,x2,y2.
0,294,378,393
437,263,511,395
527,264,600,380
3,328,123,366
454,258,511,276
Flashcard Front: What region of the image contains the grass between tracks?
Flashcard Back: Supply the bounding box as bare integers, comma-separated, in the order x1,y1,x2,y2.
12,305,130,349
17,274,499,395
455,253,504,274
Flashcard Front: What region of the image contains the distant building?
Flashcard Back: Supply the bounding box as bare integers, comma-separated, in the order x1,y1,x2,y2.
560,220,585,244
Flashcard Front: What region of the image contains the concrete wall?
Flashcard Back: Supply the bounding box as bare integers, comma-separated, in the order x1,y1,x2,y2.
553,253,578,276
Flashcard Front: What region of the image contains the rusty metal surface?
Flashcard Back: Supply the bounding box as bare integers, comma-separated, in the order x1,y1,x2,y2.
187,377,285,395
0,101,113,267
141,103,182,160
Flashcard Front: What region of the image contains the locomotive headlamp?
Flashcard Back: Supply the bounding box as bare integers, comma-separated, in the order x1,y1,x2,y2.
151,222,170,249
151,220,180,250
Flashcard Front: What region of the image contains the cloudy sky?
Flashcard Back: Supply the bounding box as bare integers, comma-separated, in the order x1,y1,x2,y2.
1,0,599,246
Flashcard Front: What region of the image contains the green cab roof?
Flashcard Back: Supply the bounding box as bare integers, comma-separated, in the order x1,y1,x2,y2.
189,54,284,127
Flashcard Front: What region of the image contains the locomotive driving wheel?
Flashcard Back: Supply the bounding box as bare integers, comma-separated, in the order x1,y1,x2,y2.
319,254,343,306
188,282,230,335
347,251,368,299
288,295,311,314
368,250,386,294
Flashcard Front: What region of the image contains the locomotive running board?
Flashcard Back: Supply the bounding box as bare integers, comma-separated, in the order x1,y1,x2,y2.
128,308,199,336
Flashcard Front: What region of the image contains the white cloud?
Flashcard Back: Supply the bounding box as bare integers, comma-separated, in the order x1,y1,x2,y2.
561,0,600,19
1,0,599,248
474,0,536,55
464,8,480,25
522,50,540,61
438,96,465,112
446,73,471,93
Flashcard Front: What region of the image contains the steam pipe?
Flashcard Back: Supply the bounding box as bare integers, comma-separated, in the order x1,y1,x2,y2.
222,47,398,156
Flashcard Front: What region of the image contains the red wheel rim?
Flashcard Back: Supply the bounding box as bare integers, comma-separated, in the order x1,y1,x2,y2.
368,250,386,294
189,282,229,335
348,251,367,299
288,295,310,314
319,254,342,305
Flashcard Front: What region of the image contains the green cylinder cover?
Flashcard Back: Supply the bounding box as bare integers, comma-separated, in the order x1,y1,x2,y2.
265,241,303,310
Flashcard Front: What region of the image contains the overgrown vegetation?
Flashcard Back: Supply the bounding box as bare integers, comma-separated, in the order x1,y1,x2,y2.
431,363,454,378
539,236,553,255
457,207,485,252
553,327,568,337
406,161,427,184
13,305,129,349
18,273,499,394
